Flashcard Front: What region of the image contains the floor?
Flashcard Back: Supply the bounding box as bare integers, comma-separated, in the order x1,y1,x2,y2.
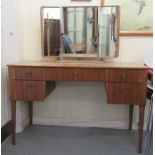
2,125,148,155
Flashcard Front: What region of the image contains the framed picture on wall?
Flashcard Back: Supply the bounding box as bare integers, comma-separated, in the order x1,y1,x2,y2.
102,0,153,36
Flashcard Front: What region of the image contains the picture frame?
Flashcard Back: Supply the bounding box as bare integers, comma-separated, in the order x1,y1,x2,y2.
100,0,153,36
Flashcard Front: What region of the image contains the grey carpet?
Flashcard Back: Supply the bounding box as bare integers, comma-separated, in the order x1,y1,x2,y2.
2,125,148,155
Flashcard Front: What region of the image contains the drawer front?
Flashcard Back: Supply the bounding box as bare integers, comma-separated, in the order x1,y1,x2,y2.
13,67,44,80
45,68,107,81
107,83,141,105
108,69,139,82
14,80,45,101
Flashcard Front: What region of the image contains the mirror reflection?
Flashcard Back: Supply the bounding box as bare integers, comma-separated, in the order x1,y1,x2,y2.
99,6,119,57
61,7,98,57
42,7,61,56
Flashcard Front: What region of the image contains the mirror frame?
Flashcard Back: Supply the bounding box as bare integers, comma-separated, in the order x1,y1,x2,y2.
40,6,120,59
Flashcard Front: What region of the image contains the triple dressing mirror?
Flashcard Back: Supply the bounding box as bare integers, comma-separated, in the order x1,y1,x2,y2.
41,6,120,60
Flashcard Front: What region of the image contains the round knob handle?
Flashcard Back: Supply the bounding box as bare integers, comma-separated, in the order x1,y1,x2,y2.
121,75,127,79
121,89,127,94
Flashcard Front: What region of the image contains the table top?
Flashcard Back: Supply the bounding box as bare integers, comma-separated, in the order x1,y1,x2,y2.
7,60,147,69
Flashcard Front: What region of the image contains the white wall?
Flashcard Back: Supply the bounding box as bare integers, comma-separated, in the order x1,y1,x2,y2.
1,0,19,127
1,0,28,132
3,0,153,131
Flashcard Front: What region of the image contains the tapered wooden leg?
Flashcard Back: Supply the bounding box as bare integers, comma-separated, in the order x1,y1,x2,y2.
11,100,16,145
138,105,145,153
129,105,134,130
28,101,33,125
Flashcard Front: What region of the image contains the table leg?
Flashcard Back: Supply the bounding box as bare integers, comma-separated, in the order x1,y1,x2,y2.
138,105,145,153
129,105,134,130
11,100,16,145
28,101,33,125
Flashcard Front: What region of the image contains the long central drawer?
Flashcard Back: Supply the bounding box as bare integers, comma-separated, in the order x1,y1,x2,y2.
44,68,108,81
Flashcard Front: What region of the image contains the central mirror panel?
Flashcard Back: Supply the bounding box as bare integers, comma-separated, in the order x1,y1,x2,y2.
61,7,98,58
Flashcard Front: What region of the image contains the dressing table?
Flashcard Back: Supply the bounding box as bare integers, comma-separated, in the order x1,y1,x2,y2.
8,61,147,153
7,5,147,153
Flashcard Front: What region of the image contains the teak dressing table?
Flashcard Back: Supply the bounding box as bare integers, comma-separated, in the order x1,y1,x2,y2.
8,61,147,153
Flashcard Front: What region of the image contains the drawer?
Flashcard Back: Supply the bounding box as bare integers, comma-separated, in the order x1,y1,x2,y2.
107,83,141,105
108,69,139,82
14,80,45,101
13,67,44,80
45,68,107,81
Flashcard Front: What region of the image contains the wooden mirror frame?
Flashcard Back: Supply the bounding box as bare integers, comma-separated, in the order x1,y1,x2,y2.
61,6,99,59
40,6,120,59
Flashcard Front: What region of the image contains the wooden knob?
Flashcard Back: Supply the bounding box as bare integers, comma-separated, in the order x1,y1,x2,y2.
121,75,127,79
121,89,127,94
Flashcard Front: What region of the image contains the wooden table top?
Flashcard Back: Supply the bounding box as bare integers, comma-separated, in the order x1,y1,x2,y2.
7,60,146,69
